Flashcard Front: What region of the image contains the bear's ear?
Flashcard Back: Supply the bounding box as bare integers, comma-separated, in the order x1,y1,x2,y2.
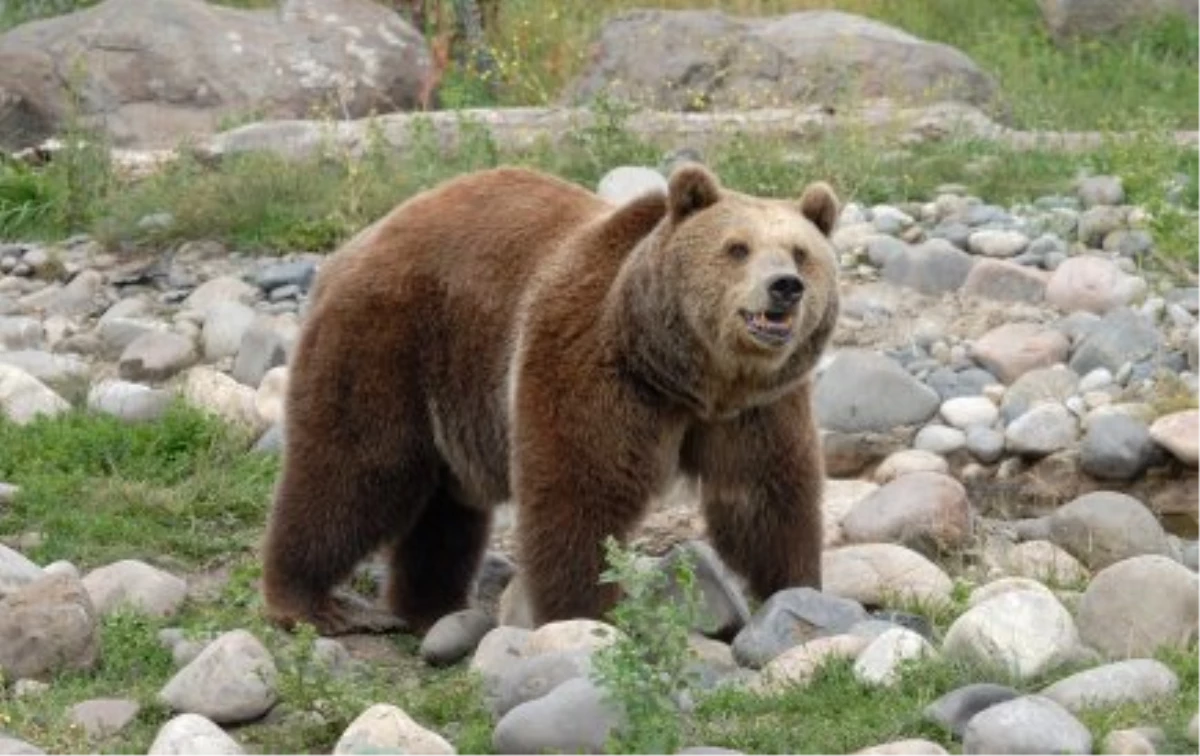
798,181,840,237
668,163,721,223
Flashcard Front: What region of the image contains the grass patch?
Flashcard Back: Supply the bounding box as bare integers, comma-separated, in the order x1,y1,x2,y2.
0,402,275,571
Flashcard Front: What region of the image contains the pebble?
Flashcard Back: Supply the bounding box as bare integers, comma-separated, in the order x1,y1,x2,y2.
964,425,1005,463
912,425,966,454
148,714,244,755
1080,413,1155,480
943,587,1079,679
181,276,259,313
967,229,1028,258
0,572,99,680
752,634,868,694
1069,307,1161,375
419,608,495,667
822,543,953,608
814,349,940,432
731,587,869,668
939,396,998,429
855,740,948,755
1000,365,1079,423
1041,658,1179,712
970,323,1070,384
840,471,970,551
1039,491,1169,570
999,540,1089,585
1149,410,1199,466
924,683,1021,738
118,331,197,382
1004,401,1078,456
158,629,279,724
0,364,69,425
492,677,623,755
333,703,455,755
1077,555,1198,657
962,695,1092,755
852,627,934,687
255,261,316,293
201,301,257,361
82,559,188,618
87,379,173,423
69,698,141,739
872,449,948,484
880,239,976,296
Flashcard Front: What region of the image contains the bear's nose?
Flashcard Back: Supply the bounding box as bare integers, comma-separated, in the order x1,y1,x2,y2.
766,274,805,309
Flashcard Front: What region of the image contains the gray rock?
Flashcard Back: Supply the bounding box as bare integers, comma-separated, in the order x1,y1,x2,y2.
420,608,495,667
1044,491,1168,570
658,540,751,640
912,425,966,455
732,587,869,668
1077,555,1198,658
202,301,257,361
97,317,167,359
815,350,940,433
965,426,1005,463
158,629,278,724
333,703,454,755
69,698,141,739
0,572,99,680
148,714,243,755
1000,365,1079,424
1005,402,1078,457
1076,175,1125,207
943,588,1079,679
1069,308,1161,375
597,166,669,204
486,649,592,717
0,735,44,755
231,316,291,388
252,424,285,454
1104,229,1153,259
118,332,197,383
0,364,69,425
865,236,907,268
0,0,433,151
881,239,976,296
472,551,516,613
924,683,1021,738
968,229,1029,258
181,276,258,314
962,258,1047,303
0,316,43,351
963,695,1092,755
82,559,188,618
567,9,997,112
18,270,104,317
926,367,998,401
1041,658,1178,712
1028,232,1068,257
0,543,43,600
1079,413,1154,481
1040,0,1198,40
1077,206,1127,247
0,350,86,386
840,472,970,552
929,220,971,249
255,261,316,293
87,379,173,424
492,677,624,755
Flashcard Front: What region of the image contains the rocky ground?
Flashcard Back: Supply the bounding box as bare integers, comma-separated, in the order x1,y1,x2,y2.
0,161,1198,754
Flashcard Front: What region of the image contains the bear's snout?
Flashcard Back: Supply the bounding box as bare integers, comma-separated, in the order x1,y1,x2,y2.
765,273,805,313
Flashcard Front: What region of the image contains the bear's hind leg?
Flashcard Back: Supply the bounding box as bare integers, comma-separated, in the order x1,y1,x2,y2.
263,454,437,636
386,477,492,633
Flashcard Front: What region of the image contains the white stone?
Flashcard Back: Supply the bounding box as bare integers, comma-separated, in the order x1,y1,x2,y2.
944,589,1080,679
149,714,244,755
853,627,935,687
0,364,68,425
333,703,455,755
83,559,188,618
158,629,278,724
940,396,999,429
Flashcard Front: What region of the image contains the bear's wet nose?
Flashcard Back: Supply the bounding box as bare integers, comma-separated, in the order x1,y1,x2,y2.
766,274,805,309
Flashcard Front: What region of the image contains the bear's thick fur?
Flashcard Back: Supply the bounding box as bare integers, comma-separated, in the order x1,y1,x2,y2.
262,164,841,635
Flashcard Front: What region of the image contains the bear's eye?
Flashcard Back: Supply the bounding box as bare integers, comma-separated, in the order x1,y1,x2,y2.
791,245,807,262
726,242,750,261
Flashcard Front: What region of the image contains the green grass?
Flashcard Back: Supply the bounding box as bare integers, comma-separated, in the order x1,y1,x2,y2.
0,409,1197,754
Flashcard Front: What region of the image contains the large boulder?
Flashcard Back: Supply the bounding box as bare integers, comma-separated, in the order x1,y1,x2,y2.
0,0,431,150
1038,0,1198,40
566,10,997,112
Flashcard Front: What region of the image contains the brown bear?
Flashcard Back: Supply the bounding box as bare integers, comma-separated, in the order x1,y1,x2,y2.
261,162,841,636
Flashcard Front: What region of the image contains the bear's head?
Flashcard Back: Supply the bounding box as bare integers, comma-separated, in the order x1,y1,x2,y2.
637,162,840,407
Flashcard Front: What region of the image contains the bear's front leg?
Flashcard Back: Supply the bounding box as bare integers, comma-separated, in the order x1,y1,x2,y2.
511,381,680,625
683,390,825,600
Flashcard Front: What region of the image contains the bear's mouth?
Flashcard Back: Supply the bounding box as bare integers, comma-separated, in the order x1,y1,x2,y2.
740,308,795,347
